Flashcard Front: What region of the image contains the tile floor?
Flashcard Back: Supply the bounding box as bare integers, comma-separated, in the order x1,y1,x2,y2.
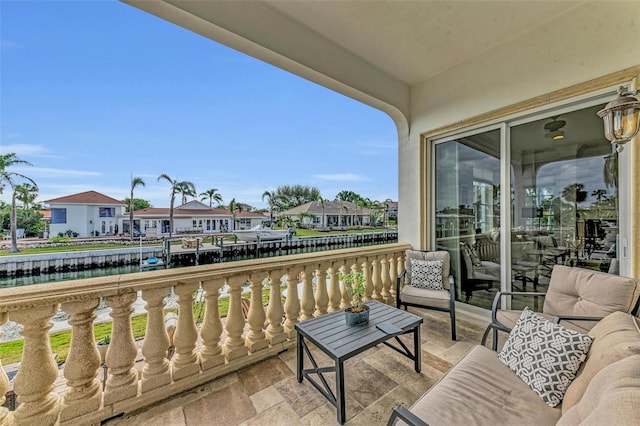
104,308,492,425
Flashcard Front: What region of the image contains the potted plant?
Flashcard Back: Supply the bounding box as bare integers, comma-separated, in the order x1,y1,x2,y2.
340,270,369,325
96,334,110,365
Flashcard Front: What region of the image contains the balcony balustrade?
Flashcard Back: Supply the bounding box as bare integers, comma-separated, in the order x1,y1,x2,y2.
0,242,410,426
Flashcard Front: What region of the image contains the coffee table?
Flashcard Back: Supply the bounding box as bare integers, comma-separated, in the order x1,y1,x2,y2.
295,300,423,424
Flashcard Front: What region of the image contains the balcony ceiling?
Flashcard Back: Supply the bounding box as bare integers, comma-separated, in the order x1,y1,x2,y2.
260,1,581,87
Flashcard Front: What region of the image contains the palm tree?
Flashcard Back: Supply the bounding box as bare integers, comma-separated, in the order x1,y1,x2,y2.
317,196,326,228
338,203,348,227
0,153,37,253
229,198,243,230
356,198,366,226
384,198,393,228
157,174,194,237
177,181,196,205
14,183,38,210
129,176,146,241
262,190,276,225
200,188,223,208
591,189,607,203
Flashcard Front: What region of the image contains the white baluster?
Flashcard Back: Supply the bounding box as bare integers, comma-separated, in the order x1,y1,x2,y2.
327,264,341,313
314,264,328,316
299,267,315,321
172,282,201,380
0,313,12,426
371,257,382,301
104,292,138,405
223,276,248,361
60,299,101,421
283,268,301,338
265,272,286,345
380,256,391,305
339,263,350,309
141,287,171,392
363,259,373,302
10,305,59,426
200,279,225,370
245,277,268,352
388,253,398,306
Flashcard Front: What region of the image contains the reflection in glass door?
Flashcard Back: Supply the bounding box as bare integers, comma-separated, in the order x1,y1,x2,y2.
508,103,618,309
435,129,501,310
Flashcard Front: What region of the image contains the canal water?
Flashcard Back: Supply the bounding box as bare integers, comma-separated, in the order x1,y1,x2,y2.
0,232,398,289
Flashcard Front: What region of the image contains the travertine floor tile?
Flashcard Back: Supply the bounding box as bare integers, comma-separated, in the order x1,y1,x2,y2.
183,381,255,425
237,356,292,395
250,385,285,413
240,401,302,426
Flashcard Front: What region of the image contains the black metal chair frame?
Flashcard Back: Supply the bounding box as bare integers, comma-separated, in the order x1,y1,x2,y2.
396,271,457,341
387,404,429,426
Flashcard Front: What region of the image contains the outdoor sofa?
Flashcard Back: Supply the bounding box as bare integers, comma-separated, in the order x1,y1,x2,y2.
388,310,640,425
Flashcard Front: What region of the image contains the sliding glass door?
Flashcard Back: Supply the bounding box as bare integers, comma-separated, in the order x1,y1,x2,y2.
433,100,619,311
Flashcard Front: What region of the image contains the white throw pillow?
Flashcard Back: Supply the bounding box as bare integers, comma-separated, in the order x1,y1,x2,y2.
409,258,444,290
498,307,593,408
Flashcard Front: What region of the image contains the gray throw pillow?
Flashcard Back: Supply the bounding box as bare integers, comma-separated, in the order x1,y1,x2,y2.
409,258,444,290
498,307,593,407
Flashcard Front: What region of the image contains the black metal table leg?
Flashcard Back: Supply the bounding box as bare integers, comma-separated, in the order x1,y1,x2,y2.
297,333,303,382
336,359,345,424
414,326,421,372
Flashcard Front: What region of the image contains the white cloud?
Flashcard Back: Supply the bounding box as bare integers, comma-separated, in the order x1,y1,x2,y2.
11,166,101,178
313,173,369,182
0,144,61,159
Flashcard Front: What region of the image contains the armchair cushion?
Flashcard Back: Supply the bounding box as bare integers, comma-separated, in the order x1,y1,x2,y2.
399,285,451,310
498,308,593,407
409,258,444,290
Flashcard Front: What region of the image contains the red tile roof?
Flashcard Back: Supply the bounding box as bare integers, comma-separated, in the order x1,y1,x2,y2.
45,191,125,205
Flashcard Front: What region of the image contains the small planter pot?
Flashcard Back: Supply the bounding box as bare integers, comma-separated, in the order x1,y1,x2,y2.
345,305,370,326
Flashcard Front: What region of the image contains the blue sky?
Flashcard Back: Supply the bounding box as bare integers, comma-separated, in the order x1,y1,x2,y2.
0,1,398,210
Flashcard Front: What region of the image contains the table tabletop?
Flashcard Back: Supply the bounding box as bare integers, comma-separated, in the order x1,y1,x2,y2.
295,300,423,361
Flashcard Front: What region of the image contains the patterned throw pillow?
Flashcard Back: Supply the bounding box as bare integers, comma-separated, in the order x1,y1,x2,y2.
409,259,444,290
498,307,593,408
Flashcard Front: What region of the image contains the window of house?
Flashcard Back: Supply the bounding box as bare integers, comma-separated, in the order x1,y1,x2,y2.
99,208,115,217
51,208,67,224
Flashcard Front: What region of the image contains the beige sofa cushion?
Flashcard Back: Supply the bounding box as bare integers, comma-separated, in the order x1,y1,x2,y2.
404,250,450,290
544,265,640,320
557,355,640,425
562,311,640,412
409,345,561,425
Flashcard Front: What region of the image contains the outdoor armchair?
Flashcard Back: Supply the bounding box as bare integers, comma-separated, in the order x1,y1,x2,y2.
396,250,456,340
459,241,500,301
